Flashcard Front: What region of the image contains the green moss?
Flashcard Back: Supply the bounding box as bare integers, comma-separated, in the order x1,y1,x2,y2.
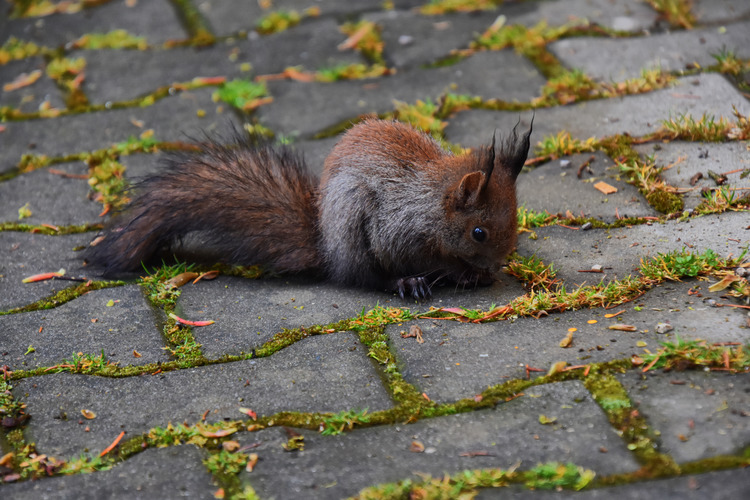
213,79,271,112
1,280,125,316
256,10,302,35
584,373,679,473
645,190,683,213
71,30,149,50
168,0,216,46
0,36,46,63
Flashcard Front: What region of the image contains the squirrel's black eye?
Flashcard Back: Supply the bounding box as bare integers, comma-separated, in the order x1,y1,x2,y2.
472,227,487,242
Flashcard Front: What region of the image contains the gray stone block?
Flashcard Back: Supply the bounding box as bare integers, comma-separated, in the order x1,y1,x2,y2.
445,74,750,148
238,382,638,498
176,275,387,359
0,162,102,226
387,280,749,402
502,0,660,32
634,141,750,211
694,0,750,24
0,88,229,172
0,232,91,312
197,0,424,37
364,10,497,68
516,210,748,286
517,151,658,221
620,370,750,463
259,49,546,137
0,285,168,371
81,17,364,104
550,21,750,82
12,333,392,457
0,445,215,500
0,0,187,48
0,58,65,113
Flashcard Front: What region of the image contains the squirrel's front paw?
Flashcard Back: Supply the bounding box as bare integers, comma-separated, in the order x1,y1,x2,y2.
395,276,431,300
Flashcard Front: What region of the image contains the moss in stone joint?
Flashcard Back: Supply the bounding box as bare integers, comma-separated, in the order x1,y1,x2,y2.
168,0,216,46
0,222,104,235
0,280,125,316
583,373,680,475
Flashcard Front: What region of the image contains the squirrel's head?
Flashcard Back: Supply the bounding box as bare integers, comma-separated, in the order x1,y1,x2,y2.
441,120,532,277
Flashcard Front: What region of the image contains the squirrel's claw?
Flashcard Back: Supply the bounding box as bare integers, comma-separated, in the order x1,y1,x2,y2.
395,277,432,300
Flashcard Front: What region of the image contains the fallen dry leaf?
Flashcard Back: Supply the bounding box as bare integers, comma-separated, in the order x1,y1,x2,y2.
198,427,236,438
559,331,574,348
246,453,259,472
708,275,740,292
410,440,425,453
80,409,96,419
166,272,199,288
609,324,637,332
3,70,42,92
221,440,240,452
193,270,220,284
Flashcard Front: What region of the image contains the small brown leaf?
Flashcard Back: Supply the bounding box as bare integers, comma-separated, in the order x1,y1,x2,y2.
608,324,637,332
708,275,740,292
81,409,96,420
547,361,568,375
410,440,425,453
193,270,220,284
594,181,618,195
165,272,199,288
198,427,236,438
239,407,257,421
221,440,240,452
132,350,142,358
246,453,259,472
559,331,574,348
410,324,424,343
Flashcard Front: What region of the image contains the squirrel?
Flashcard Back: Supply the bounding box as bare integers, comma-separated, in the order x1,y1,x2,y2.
85,118,532,299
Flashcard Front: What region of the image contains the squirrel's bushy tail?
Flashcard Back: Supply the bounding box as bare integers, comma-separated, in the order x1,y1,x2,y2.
86,137,321,275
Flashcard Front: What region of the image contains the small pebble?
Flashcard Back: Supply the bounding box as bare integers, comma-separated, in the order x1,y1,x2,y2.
581,222,593,231
736,267,748,278
655,322,673,334
705,299,717,307
591,264,603,271
560,159,571,168
398,35,414,45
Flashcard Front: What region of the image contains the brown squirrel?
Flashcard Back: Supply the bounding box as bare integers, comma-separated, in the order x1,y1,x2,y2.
85,118,532,299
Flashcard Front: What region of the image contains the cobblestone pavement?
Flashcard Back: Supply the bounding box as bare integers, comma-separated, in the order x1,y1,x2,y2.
2,1,750,498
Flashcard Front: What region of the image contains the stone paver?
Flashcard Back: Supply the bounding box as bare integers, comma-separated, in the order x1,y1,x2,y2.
2,1,750,498
620,370,750,464
634,141,750,211
550,21,750,82
0,445,215,500
446,73,750,148
0,161,102,226
0,285,168,371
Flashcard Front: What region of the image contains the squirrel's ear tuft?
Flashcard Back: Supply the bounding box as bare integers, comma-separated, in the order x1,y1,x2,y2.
499,115,533,180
